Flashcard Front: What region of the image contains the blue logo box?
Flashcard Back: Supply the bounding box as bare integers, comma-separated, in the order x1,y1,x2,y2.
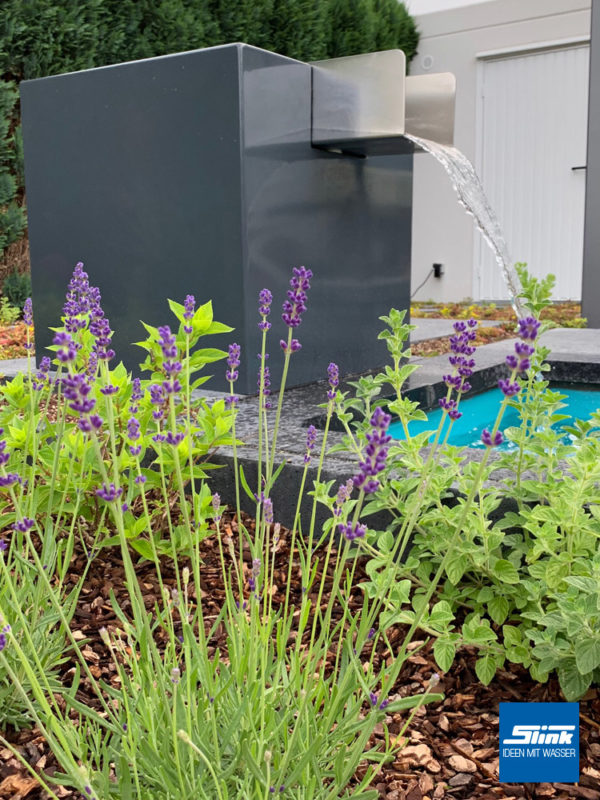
499,702,579,783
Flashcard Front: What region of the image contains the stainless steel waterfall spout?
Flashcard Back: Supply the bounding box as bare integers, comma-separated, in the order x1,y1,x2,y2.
311,50,455,156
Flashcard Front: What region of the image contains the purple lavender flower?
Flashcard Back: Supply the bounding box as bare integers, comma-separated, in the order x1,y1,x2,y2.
517,316,541,341
263,498,274,524
131,378,143,404
53,331,78,363
0,473,18,488
62,263,93,328
89,301,115,362
327,362,339,401
443,373,462,391
503,335,536,380
338,521,367,541
23,298,33,327
158,326,178,360
96,483,123,502
0,440,10,467
33,356,51,391
62,373,103,432
258,288,272,331
282,266,312,328
353,407,392,494
100,384,119,396
127,417,140,441
86,351,98,379
150,383,167,420
12,518,35,533
183,295,195,334
481,428,503,447
369,692,378,706
258,355,272,409
515,342,535,357
135,474,146,485
0,632,6,652
280,338,302,354
227,343,241,382
212,493,221,522
334,478,354,516
438,397,462,421
304,425,317,464
498,379,521,397
0,539,6,552
127,417,141,454
225,395,239,409
367,627,376,640
165,431,184,446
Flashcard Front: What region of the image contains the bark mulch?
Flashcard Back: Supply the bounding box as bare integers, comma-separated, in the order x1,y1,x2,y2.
1,511,599,800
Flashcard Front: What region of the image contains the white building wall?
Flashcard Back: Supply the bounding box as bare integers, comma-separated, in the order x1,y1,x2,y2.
410,0,591,303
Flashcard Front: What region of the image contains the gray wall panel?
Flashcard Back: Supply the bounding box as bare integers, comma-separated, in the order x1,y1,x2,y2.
21,43,412,392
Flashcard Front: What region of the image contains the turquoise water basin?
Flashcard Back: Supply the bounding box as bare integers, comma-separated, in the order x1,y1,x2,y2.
388,385,600,450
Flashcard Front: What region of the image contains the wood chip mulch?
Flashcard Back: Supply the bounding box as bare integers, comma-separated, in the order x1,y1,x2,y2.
1,511,599,800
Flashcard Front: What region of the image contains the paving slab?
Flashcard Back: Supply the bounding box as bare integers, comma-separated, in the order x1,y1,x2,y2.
0,358,29,379
410,317,502,343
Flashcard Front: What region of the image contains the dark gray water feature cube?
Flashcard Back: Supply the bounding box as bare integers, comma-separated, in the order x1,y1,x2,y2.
21,43,412,393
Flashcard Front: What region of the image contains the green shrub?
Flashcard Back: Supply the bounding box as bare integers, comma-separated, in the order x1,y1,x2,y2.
330,266,600,701
0,82,26,256
3,269,31,311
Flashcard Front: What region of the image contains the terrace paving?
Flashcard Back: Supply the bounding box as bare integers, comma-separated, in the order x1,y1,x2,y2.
409,317,501,342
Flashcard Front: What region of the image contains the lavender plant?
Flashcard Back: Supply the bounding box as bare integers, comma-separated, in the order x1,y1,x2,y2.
1,263,443,799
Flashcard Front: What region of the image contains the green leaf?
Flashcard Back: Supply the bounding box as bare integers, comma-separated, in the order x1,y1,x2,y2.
493,559,520,584
502,625,522,648
476,586,495,603
192,301,213,331
429,600,454,630
545,560,570,588
575,639,600,675
129,539,155,560
475,654,497,685
168,298,185,322
558,659,593,701
433,637,456,672
564,576,598,594
488,595,509,626
238,465,256,503
384,693,444,713
445,554,467,585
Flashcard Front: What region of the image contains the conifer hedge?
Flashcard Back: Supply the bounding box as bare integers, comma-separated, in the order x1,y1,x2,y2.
0,0,419,258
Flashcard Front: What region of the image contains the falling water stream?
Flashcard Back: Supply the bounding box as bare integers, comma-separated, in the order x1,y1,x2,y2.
404,134,525,319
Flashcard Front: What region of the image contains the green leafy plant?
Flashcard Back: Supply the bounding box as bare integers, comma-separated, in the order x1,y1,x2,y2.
0,81,26,257
2,268,31,311
0,295,21,325
330,265,600,700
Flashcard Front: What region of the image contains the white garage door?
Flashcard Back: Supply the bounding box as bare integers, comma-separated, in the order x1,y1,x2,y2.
475,44,590,301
